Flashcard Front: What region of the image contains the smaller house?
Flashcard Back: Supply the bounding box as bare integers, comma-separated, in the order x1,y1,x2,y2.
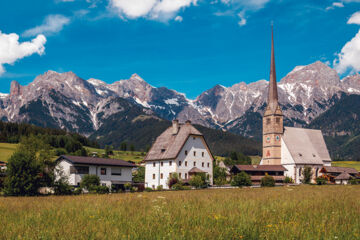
56,155,137,190
230,165,287,185
320,166,359,184
0,161,6,171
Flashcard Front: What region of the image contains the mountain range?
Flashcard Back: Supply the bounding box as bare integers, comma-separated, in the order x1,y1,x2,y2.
1,61,359,159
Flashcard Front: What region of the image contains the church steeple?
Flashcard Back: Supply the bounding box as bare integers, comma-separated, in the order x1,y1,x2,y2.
262,25,284,165
268,25,279,113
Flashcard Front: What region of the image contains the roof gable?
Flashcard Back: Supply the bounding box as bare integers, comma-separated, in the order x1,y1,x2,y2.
282,127,331,165
145,123,203,161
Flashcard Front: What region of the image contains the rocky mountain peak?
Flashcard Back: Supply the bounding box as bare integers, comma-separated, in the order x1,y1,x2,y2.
10,80,22,97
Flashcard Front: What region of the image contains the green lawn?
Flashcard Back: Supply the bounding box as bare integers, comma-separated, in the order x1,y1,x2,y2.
85,147,146,163
332,161,360,171
0,143,18,162
0,185,359,239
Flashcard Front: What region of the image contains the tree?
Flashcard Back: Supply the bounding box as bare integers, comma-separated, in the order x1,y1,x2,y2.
130,144,135,153
231,171,252,187
213,164,227,186
120,142,127,151
132,167,145,183
189,175,207,189
302,166,313,184
167,173,182,189
80,175,100,191
105,145,114,156
4,151,42,196
224,152,251,165
261,175,275,187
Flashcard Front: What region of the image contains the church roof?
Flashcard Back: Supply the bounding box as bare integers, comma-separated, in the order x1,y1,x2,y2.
282,127,331,165
144,122,204,161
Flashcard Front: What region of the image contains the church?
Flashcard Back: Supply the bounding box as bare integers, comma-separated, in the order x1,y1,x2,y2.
259,28,332,184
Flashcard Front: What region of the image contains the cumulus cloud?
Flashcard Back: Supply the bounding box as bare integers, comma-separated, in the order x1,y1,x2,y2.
348,11,360,25
109,0,197,21
0,31,46,75
174,16,183,22
334,29,360,74
23,14,70,37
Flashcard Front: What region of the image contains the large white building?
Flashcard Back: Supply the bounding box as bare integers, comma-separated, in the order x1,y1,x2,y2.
144,120,214,189
56,155,137,189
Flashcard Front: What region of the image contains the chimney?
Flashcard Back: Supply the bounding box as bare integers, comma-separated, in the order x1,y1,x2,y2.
185,120,191,125
172,119,179,135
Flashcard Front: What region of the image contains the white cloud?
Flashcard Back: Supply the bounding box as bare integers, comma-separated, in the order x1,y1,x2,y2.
326,2,344,10
23,14,70,37
348,11,360,25
334,29,360,74
175,16,183,22
109,0,197,21
237,11,247,26
0,31,46,75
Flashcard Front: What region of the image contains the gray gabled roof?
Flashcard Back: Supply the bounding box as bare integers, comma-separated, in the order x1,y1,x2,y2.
335,172,352,180
145,123,204,161
282,127,331,165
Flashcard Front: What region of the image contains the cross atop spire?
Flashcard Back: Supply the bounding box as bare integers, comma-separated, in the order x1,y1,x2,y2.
267,24,279,113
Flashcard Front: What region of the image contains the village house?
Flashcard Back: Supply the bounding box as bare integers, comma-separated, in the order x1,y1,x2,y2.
320,166,359,185
230,165,286,185
0,161,6,171
55,155,137,189
144,120,214,189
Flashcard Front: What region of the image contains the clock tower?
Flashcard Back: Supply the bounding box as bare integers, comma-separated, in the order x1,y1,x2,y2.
262,26,284,165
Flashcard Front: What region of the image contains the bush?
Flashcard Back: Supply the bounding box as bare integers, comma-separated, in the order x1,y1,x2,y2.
316,177,327,185
213,164,227,186
261,175,275,187
124,183,132,190
349,178,359,185
130,187,137,192
92,185,109,194
189,175,207,189
144,187,153,192
156,185,163,191
4,151,42,196
284,176,293,184
302,166,313,184
72,187,82,195
80,175,100,191
167,173,182,188
231,171,252,187
53,179,73,195
172,183,185,190
55,148,67,156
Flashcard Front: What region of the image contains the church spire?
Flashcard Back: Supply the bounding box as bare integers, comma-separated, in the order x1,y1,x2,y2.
268,24,279,113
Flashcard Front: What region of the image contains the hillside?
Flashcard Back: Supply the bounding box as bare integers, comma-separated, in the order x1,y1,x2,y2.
308,94,360,160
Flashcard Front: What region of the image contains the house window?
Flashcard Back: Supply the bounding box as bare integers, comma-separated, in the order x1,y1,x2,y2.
194,162,196,167
153,162,156,167
179,173,182,178
202,152,204,157
153,174,156,179
161,162,163,167
160,173,163,179
185,150,188,155
207,162,210,168
179,161,182,166
299,168,302,177
185,161,188,167
185,173,188,179
169,161,172,166
202,162,204,167
193,137,196,140
101,168,107,175
112,168,122,176
152,185,155,189
75,166,89,174
266,118,271,125
194,151,196,157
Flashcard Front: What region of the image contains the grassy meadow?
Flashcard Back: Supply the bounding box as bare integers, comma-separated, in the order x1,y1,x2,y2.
333,161,360,171
0,185,359,240
0,143,18,162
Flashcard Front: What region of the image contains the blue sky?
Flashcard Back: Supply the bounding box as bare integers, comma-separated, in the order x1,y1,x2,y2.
0,0,360,99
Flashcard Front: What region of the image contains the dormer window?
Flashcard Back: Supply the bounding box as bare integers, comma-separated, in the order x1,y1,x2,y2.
312,154,316,157
161,149,166,153
185,150,188,156
298,153,302,157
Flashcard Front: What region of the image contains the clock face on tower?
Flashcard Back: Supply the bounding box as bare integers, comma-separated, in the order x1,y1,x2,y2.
276,135,280,141
266,137,270,143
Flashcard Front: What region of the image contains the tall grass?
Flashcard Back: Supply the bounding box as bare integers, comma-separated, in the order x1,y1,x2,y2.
0,185,359,239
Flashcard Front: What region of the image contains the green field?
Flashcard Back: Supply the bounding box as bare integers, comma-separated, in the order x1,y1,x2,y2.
85,147,146,163
0,143,18,162
333,161,360,171
0,185,359,239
